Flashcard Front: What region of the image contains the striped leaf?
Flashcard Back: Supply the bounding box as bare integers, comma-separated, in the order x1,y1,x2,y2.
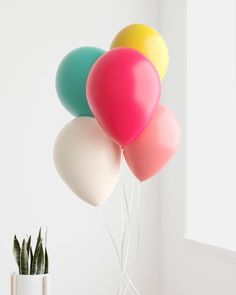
36,243,45,274
29,246,34,274
31,239,42,275
26,236,31,255
20,239,29,275
13,235,21,273
44,247,49,274
14,228,49,275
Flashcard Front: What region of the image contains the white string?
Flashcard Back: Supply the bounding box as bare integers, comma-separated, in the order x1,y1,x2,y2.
119,180,142,295
122,182,141,295
121,190,124,240
135,182,141,263
97,208,121,265
120,178,130,266
119,180,128,295
119,180,134,295
97,151,141,295
122,183,133,269
119,154,135,295
122,178,130,219
97,206,139,295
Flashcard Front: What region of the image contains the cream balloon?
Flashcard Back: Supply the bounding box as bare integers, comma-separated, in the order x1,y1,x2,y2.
54,117,121,206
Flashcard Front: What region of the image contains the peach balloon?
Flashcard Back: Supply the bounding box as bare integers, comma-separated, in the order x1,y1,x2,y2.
124,105,181,181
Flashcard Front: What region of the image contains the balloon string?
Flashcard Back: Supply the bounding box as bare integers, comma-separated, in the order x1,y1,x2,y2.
118,179,141,295
122,182,141,295
98,152,141,295
121,186,125,241
97,206,138,295
119,178,140,295
121,153,130,219
119,153,137,294
122,177,130,219
120,179,133,266
120,153,131,269
123,182,134,268
118,180,134,295
97,208,121,265
119,198,125,295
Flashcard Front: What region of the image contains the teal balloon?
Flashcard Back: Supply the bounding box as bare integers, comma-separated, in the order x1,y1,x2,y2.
56,46,105,117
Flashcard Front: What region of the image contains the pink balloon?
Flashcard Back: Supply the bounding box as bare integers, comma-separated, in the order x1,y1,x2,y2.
86,48,161,146
124,105,181,181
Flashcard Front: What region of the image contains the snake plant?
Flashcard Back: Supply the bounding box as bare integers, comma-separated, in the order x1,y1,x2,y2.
13,228,49,275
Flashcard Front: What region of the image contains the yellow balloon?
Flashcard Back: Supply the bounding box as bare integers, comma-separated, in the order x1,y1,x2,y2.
111,24,169,80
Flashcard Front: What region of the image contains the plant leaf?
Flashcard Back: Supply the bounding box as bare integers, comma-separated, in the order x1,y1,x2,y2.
37,228,42,243
13,235,21,273
31,240,42,275
26,236,31,255
29,246,33,274
31,228,42,273
14,228,49,276
36,243,45,275
44,247,49,274
20,239,28,275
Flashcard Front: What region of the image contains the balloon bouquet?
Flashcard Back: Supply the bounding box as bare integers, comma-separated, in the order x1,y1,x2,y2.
54,23,181,294
54,24,181,208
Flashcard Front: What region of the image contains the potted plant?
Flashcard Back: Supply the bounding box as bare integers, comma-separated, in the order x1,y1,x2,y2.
11,228,50,295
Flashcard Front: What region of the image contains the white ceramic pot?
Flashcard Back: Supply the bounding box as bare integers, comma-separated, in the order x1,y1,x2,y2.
11,273,51,295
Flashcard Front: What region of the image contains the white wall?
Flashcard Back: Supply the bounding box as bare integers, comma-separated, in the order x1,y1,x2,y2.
186,0,236,250
159,0,236,294
0,1,161,294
